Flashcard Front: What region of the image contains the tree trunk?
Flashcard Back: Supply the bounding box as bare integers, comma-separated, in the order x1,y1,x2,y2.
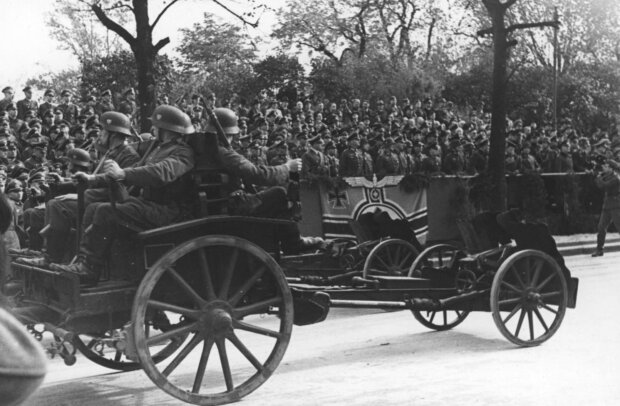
486,5,508,212
132,0,157,133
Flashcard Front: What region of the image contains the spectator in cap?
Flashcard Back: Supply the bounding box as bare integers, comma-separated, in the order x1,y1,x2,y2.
324,140,340,177
41,109,55,138
17,86,38,121
38,89,56,118
6,103,22,136
519,142,541,173
375,137,400,177
442,139,466,175
468,136,488,174
420,142,442,174
340,132,365,177
23,136,48,170
4,179,24,251
573,137,592,172
535,136,558,172
0,139,9,167
0,87,14,111
592,157,620,257
118,88,137,125
95,89,115,116
551,140,573,173
301,135,328,181
505,140,520,174
57,90,79,125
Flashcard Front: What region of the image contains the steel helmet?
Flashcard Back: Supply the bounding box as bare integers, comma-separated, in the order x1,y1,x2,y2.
151,105,195,134
205,108,239,135
66,148,92,168
100,111,132,136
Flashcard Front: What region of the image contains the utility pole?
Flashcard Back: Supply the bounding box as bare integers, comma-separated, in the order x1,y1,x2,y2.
552,6,559,133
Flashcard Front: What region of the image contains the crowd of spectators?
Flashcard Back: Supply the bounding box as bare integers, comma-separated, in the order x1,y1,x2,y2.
186,93,620,181
0,83,618,253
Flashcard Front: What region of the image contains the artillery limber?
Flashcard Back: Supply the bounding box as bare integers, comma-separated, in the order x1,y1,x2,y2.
9,132,578,405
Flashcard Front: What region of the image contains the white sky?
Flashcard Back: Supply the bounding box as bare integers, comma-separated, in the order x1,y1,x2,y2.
0,0,286,90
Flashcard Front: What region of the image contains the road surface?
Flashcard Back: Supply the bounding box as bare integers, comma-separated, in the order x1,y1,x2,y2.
22,251,620,406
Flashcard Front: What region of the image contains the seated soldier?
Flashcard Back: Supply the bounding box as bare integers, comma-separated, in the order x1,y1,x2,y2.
15,148,93,266
205,108,325,252
496,208,571,281
49,105,195,286
15,112,139,266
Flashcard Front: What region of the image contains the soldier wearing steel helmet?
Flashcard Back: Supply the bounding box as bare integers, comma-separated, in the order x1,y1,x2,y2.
48,105,195,285
205,107,300,219
17,113,140,267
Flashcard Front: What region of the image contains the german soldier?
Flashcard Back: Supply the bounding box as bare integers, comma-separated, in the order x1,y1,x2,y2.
16,86,38,120
592,157,620,257
49,105,196,285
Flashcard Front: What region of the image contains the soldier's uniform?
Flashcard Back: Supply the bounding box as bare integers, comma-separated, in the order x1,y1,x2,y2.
57,90,80,125
325,141,340,177
339,134,365,177
592,160,620,256
375,145,400,177
48,106,196,285
94,89,115,116
301,136,329,180
17,86,39,120
38,89,56,118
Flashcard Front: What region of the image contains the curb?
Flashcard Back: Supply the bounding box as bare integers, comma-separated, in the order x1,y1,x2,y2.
556,236,620,257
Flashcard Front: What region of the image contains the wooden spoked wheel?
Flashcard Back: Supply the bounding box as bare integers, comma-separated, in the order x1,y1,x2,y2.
409,244,470,330
490,250,567,347
74,322,187,371
407,244,464,277
362,239,419,278
412,309,469,331
132,235,294,405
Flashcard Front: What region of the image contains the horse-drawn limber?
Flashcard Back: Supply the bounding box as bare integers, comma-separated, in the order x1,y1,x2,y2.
9,133,579,405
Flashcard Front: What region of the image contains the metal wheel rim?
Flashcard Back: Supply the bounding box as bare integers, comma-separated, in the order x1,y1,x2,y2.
132,235,294,405
407,244,463,277
412,309,470,331
490,250,567,347
362,239,419,278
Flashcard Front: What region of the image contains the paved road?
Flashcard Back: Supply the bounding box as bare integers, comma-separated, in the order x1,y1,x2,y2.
23,252,620,406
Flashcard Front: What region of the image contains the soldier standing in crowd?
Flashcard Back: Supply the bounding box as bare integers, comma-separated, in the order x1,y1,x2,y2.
38,89,55,118
411,141,426,173
519,142,541,173
360,138,374,176
375,138,400,177
16,86,38,120
552,140,574,172
340,133,364,177
118,88,137,125
468,136,488,174
592,157,620,257
4,179,24,252
421,142,442,174
0,87,14,111
505,141,520,174
324,140,340,177
573,137,592,171
301,135,328,180
6,104,22,137
94,89,115,116
442,139,466,175
57,90,79,125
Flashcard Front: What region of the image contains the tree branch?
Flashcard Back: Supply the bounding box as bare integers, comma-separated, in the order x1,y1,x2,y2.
153,37,171,53
91,4,135,46
151,0,180,32
212,0,259,28
477,27,493,37
506,20,559,34
503,0,518,9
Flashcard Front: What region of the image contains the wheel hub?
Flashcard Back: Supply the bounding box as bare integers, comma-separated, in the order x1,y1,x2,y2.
200,302,234,338
523,288,541,309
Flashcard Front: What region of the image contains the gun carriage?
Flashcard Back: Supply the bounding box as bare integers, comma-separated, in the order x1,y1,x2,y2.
10,132,578,405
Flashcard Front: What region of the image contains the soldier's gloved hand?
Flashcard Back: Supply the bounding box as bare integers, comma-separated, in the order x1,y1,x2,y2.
72,172,94,184
103,160,125,181
286,158,302,173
